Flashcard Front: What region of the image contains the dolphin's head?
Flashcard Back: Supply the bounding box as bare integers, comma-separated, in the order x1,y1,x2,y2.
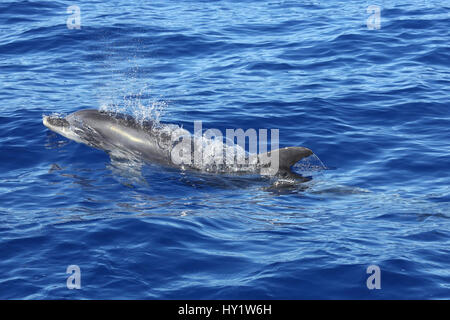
43,114,83,143
43,109,133,147
66,109,107,126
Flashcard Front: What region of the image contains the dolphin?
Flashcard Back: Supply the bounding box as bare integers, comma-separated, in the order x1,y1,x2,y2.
43,109,313,178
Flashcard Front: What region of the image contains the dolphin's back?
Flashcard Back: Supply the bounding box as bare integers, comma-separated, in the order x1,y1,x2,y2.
69,109,156,131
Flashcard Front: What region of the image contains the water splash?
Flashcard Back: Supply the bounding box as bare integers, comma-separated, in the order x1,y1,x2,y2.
100,97,168,126
292,153,327,176
95,33,168,125
175,132,256,174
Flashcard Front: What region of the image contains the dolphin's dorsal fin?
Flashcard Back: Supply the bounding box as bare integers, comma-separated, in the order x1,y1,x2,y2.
277,147,313,170
259,147,313,175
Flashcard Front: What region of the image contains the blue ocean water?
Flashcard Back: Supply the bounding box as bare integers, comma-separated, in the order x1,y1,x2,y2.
0,0,449,299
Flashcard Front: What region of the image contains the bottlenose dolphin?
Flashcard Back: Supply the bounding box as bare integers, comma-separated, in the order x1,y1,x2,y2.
43,109,313,177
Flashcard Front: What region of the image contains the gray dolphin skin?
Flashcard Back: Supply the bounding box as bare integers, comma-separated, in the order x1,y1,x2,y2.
43,109,313,177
